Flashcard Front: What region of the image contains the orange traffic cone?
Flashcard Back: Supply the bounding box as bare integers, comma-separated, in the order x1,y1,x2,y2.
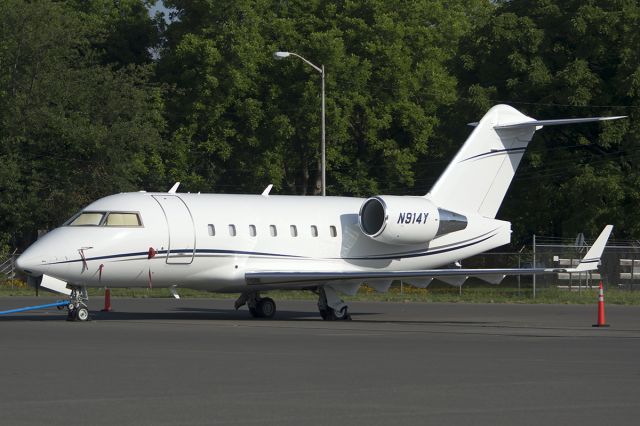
592,282,609,327
101,287,112,312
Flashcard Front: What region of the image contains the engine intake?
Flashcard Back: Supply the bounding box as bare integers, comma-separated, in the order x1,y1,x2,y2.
358,196,467,245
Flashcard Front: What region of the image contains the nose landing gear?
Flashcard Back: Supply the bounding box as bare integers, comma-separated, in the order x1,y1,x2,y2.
66,286,90,322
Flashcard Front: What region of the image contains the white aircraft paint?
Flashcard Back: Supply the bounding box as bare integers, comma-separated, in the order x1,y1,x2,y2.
16,105,622,320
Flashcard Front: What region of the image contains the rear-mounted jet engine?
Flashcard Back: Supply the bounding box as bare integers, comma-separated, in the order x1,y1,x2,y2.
358,195,467,245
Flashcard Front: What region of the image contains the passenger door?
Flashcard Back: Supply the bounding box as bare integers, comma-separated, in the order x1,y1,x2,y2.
152,195,196,264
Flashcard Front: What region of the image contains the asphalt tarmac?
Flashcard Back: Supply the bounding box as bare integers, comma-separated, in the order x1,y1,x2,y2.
1,296,639,426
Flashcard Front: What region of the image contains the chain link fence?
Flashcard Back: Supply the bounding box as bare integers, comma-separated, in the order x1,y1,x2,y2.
0,249,18,283
443,236,640,297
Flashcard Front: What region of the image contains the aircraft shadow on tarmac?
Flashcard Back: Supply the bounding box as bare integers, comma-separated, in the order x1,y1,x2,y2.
0,307,371,322
0,308,493,325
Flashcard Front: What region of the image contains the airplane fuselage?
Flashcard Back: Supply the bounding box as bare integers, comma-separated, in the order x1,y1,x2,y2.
18,191,511,292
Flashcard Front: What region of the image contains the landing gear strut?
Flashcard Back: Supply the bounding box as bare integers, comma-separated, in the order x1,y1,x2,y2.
234,292,276,319
67,286,90,322
317,286,351,321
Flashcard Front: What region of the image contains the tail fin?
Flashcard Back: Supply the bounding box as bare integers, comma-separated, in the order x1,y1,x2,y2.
427,105,625,218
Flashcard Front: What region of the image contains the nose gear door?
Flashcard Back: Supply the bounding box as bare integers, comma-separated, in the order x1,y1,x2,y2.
152,195,196,264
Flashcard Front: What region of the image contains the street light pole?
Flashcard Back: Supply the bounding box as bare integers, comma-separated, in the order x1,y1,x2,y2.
274,51,326,196
321,64,325,197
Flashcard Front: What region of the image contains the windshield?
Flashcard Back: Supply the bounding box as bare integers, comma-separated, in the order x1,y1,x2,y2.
66,211,142,227
105,212,142,226
68,212,105,226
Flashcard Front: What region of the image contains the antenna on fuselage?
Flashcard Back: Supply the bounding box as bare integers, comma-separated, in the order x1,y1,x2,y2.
261,184,273,197
168,182,180,194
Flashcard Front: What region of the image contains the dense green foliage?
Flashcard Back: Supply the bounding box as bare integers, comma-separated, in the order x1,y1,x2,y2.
1,0,639,249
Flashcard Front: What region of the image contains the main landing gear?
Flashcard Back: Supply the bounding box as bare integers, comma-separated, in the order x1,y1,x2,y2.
317,286,351,321
66,286,90,322
234,287,352,320
234,292,276,319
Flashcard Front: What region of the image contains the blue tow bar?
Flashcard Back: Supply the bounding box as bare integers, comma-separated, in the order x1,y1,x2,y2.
0,300,68,315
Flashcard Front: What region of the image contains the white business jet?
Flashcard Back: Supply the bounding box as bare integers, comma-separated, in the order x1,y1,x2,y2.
16,105,622,321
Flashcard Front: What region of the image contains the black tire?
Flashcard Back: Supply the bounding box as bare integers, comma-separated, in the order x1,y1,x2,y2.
257,297,276,319
249,306,262,318
332,306,351,321
75,307,89,322
319,309,330,320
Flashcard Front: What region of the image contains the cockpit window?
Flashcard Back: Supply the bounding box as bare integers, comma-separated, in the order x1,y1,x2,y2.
68,212,105,226
105,212,142,227
66,211,142,227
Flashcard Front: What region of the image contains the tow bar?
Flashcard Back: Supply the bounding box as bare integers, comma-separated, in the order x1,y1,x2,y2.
0,300,68,315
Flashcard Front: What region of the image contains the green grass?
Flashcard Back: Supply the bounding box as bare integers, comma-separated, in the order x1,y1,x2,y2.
2,279,640,305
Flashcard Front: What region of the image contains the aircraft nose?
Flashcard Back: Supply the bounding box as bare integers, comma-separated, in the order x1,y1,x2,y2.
15,250,49,276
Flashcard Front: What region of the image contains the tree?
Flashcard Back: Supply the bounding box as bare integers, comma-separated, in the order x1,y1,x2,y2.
0,0,166,248
452,0,640,242
157,0,485,195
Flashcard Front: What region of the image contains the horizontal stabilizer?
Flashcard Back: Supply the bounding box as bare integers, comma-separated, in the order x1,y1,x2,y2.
495,116,626,130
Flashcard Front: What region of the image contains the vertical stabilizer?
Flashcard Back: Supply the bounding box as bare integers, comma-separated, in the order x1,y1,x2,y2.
426,105,625,218
427,105,537,218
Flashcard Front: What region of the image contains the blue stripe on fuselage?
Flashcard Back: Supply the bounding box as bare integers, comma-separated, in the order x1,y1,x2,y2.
47,231,499,265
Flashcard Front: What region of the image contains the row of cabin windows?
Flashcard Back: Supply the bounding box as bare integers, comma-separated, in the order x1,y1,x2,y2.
208,224,338,238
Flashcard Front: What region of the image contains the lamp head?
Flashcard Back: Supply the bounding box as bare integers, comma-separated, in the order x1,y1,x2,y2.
273,51,291,59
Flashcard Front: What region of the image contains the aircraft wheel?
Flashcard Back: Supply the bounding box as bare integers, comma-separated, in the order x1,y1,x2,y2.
75,307,90,322
319,309,330,320
249,306,262,318
66,308,76,321
332,306,351,321
257,297,276,319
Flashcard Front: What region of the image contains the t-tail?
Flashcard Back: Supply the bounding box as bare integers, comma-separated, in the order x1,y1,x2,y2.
427,104,626,218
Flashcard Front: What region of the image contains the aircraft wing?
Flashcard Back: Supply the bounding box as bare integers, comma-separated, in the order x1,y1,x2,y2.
246,225,613,287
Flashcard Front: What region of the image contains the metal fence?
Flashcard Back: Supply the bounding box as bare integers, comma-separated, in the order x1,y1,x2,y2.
452,236,640,295
0,249,18,281
533,236,640,291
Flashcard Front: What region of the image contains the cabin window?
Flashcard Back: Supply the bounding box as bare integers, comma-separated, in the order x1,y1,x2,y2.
105,212,142,227
270,225,278,237
311,225,318,237
290,225,298,237
249,224,257,237
68,212,105,226
208,224,215,236
330,225,337,237
228,224,237,237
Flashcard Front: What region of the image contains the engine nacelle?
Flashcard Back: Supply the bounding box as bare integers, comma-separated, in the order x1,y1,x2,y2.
358,195,467,245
